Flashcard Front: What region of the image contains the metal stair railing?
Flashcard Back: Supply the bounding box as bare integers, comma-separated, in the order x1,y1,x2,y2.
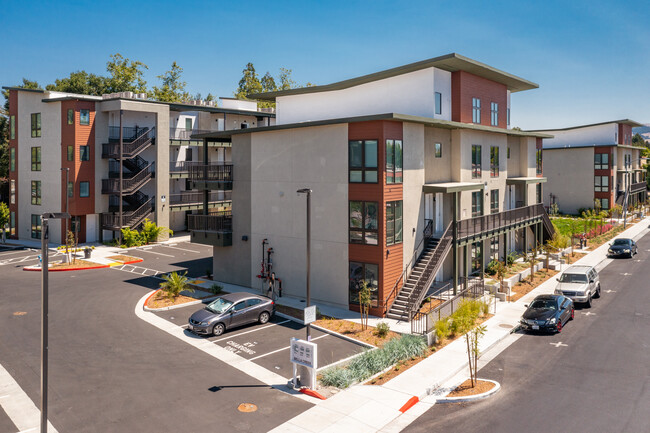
102,127,156,159
102,162,155,194
101,197,154,230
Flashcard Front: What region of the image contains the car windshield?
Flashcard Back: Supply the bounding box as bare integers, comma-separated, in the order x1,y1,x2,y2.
558,273,588,283
206,298,233,314
613,239,631,246
530,299,557,310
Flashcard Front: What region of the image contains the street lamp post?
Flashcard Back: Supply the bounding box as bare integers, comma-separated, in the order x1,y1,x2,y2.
40,212,69,433
60,168,69,244
297,188,312,341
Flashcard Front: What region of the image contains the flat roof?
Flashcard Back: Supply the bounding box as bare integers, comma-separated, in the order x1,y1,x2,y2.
506,177,547,185
248,53,538,100
193,113,552,140
422,182,484,194
528,119,644,132
2,86,44,94
544,143,645,150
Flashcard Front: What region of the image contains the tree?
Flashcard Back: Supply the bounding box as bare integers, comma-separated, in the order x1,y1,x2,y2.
151,62,187,102
159,271,194,300
46,70,109,95
105,53,148,94
277,68,296,91
632,133,647,147
358,280,371,330
260,72,277,93
523,245,537,283
493,260,508,302
235,62,263,101
0,202,9,243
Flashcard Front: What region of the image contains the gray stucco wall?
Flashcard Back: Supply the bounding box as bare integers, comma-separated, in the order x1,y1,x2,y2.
543,147,593,214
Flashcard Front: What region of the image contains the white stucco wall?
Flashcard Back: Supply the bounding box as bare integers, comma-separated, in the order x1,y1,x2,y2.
542,123,617,148
402,123,425,270
433,68,452,121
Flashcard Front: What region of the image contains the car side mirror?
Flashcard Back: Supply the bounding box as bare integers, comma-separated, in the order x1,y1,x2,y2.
524,304,528,308
556,278,560,282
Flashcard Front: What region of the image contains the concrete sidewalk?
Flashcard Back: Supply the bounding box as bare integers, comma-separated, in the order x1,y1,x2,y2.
268,217,650,433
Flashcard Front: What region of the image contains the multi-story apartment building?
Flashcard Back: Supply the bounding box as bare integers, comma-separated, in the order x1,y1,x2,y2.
529,120,646,215
4,87,274,244
189,53,555,320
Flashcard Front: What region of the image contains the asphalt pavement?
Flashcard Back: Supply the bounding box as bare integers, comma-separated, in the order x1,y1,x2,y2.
404,235,650,433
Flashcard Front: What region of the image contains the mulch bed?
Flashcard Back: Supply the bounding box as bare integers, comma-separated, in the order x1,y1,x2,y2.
509,269,558,302
50,259,98,270
106,254,141,264
146,290,212,309
447,379,495,397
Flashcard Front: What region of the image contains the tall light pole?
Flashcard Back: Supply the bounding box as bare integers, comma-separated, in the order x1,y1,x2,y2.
297,188,312,341
60,168,69,244
40,212,69,433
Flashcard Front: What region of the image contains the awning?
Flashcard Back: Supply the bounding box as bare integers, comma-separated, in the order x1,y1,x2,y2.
423,182,484,193
506,177,547,185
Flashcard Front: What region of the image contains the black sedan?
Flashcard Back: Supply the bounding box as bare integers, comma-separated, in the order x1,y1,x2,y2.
607,238,638,258
188,292,274,336
520,294,574,333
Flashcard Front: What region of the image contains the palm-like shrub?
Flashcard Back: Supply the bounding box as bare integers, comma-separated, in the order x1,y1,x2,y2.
159,271,194,300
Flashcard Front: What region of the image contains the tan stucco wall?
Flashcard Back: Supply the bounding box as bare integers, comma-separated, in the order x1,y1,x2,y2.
424,127,451,183
403,123,425,270
543,147,593,214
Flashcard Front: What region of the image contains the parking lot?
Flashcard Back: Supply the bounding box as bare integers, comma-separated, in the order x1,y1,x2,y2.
155,304,367,379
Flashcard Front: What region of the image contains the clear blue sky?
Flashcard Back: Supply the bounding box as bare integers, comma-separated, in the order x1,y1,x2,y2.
2,0,648,129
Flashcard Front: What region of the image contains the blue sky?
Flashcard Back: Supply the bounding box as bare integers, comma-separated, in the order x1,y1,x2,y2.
2,0,648,129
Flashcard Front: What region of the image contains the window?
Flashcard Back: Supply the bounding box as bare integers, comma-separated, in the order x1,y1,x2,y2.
490,146,499,177
185,118,193,131
536,183,542,204
471,145,482,178
31,113,41,137
491,102,498,126
67,109,74,125
10,115,15,139
536,148,543,175
31,181,41,205
349,140,378,183
67,145,74,161
385,139,402,184
435,92,442,115
31,214,41,239
507,108,510,126
10,148,15,171
68,182,73,198
80,145,89,161
594,153,609,170
594,176,609,192
31,147,41,171
349,262,378,307
507,146,510,159
10,180,15,205
471,242,482,274
490,190,499,214
435,143,442,158
80,109,90,125
472,98,481,123
472,191,483,217
490,237,499,260
10,212,15,236
246,298,262,307
349,201,378,245
601,198,609,210
386,201,403,246
71,216,80,234
186,147,193,162
80,181,90,198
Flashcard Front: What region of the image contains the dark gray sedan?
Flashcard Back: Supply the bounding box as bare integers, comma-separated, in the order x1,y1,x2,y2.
607,238,637,258
188,292,274,336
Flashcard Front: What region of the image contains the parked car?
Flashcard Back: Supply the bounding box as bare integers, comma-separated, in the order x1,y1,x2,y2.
520,294,574,333
607,238,637,258
188,292,274,336
554,264,600,307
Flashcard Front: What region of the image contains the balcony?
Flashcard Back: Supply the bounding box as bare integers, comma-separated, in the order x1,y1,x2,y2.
187,163,233,190
169,191,232,211
630,181,647,194
188,212,232,247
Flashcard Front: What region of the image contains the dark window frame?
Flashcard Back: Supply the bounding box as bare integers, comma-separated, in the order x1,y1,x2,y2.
10,148,15,172
10,115,15,139
31,147,41,171
386,200,403,246
80,145,90,161
435,92,442,115
80,109,90,125
67,182,73,198
79,181,90,198
472,191,483,217
349,261,379,307
31,214,41,239
536,148,543,175
385,139,403,184
31,113,41,138
594,175,609,192
31,180,41,205
594,153,609,170
472,98,481,123
349,139,378,184
536,183,542,204
490,189,499,214
490,146,499,177
349,200,378,245
67,109,74,125
471,145,482,178
490,102,498,126
435,142,442,158
67,145,74,161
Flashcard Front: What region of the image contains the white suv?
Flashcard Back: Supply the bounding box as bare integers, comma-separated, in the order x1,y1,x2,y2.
554,265,600,308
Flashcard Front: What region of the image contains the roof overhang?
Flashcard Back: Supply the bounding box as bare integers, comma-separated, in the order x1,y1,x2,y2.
423,182,484,194
249,53,538,101
506,177,547,185
2,86,44,94
528,119,644,133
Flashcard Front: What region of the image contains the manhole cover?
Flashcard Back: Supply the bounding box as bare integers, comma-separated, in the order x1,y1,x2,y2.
499,323,513,329
238,403,258,413
13,312,27,316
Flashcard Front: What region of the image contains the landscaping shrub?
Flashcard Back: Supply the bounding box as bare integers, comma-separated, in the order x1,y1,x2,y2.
374,322,390,338
485,260,499,276
434,318,451,340
121,227,144,248
585,223,612,239
506,252,517,266
159,271,194,300
548,232,570,251
141,218,173,243
209,283,223,295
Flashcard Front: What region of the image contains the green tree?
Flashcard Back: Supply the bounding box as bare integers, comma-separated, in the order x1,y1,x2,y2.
358,281,371,330
159,271,194,300
277,68,296,90
235,62,263,101
46,70,109,95
105,53,148,94
151,62,187,102
260,72,276,93
632,133,647,147
0,202,9,243
523,245,537,283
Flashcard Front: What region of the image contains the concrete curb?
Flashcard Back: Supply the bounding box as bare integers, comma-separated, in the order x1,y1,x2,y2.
434,379,501,403
22,258,143,272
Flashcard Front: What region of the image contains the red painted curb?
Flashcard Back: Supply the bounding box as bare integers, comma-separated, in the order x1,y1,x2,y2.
144,289,162,308
299,388,327,400
23,257,143,272
399,396,419,413
122,258,144,264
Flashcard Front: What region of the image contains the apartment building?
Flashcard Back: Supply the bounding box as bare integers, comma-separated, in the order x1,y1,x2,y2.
529,120,646,215
189,53,554,320
4,87,274,244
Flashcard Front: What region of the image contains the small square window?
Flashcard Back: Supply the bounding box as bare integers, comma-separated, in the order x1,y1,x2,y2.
80,109,90,125
80,181,90,197
435,143,442,158
67,109,74,125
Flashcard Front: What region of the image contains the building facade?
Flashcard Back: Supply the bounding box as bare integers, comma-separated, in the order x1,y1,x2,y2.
190,53,554,319
5,87,274,244
530,120,646,215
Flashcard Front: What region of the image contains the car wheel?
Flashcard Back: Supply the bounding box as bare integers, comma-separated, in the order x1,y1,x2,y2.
594,285,601,299
259,311,270,324
556,320,562,333
586,295,592,308
213,323,225,336
570,307,575,320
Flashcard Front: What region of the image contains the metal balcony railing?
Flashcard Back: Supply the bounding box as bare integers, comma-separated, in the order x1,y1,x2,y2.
187,212,232,232
630,181,647,193
188,163,233,182
457,203,550,240
169,191,232,206
169,128,218,140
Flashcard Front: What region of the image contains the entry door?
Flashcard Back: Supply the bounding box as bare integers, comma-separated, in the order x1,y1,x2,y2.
435,193,443,234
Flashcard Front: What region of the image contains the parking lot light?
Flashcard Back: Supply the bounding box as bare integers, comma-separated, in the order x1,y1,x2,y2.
297,188,312,341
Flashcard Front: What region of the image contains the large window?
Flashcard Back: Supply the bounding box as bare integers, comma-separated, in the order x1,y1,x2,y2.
594,176,609,192
80,109,90,125
597,198,610,210
386,201,403,246
80,145,90,161
594,153,609,170
435,142,442,158
491,102,498,126
10,115,15,139
490,146,499,177
349,201,378,245
31,147,41,171
386,139,403,184
435,92,442,115
31,214,41,239
472,98,481,123
349,140,378,183
472,191,483,217
536,148,543,175
67,109,74,125
10,148,15,172
31,181,41,205
31,113,41,138
80,181,90,198
349,262,378,307
490,190,499,214
471,145,482,178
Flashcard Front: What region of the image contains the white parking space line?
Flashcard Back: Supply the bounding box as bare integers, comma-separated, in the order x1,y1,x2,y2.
212,320,292,342
18,428,37,433
159,245,201,253
137,249,174,257
248,334,329,362
0,250,29,257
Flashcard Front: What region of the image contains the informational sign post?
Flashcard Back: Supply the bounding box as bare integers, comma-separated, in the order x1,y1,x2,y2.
303,305,316,325
290,337,318,389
